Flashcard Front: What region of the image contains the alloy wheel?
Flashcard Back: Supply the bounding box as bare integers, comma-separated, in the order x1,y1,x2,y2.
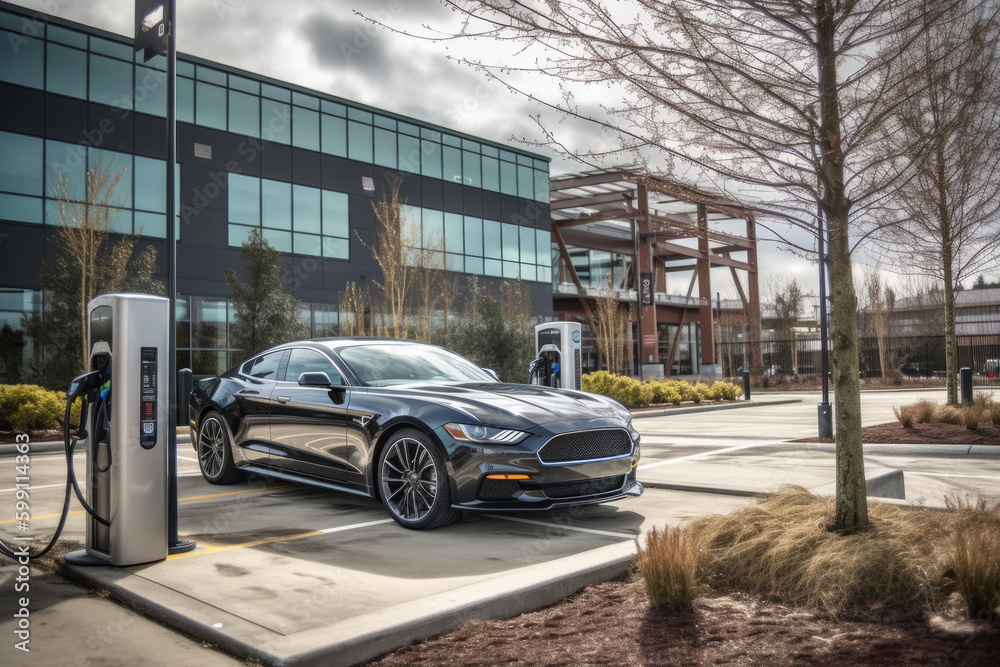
380,438,439,522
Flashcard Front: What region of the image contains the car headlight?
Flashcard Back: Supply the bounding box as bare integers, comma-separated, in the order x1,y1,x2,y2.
443,423,529,444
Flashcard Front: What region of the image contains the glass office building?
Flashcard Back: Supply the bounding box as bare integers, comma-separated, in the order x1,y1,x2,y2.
0,2,552,377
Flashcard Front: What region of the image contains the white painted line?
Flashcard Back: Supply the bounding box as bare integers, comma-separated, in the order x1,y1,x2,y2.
637,442,770,471
908,471,1000,481
0,482,76,493
318,518,394,534
177,456,199,462
485,514,635,539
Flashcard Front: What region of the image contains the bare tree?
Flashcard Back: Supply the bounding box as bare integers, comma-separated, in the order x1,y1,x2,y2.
593,275,634,375
358,182,416,339
410,236,445,343
869,2,1000,404
338,281,369,338
764,277,806,375
857,270,897,380
387,0,965,530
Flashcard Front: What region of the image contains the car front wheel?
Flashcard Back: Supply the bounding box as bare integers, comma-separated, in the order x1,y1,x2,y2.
377,429,459,530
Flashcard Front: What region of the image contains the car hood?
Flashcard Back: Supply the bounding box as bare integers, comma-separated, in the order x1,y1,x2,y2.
377,382,629,428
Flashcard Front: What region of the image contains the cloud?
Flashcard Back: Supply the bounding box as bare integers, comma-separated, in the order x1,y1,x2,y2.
303,13,392,77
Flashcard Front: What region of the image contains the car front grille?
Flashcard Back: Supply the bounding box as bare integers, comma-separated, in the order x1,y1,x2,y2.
543,475,626,499
537,429,632,464
477,478,521,500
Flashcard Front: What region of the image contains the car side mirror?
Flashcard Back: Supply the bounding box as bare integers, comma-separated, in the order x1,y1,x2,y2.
298,371,333,387
481,368,500,381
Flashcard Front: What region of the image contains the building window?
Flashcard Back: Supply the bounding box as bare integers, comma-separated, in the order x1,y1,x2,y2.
0,132,43,197
89,54,132,109
228,90,259,137
443,146,462,184
348,121,373,163
196,81,227,130
373,127,396,168
0,29,43,89
262,179,292,230
134,156,166,213
261,99,291,144
321,114,347,157
293,185,321,235
46,42,86,99
228,174,260,225
292,107,320,150
463,151,481,188
322,190,349,240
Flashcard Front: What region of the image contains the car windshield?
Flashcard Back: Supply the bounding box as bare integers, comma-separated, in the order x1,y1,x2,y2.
336,343,495,386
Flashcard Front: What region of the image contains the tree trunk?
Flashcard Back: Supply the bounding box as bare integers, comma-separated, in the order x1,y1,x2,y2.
942,247,958,405
818,1,868,531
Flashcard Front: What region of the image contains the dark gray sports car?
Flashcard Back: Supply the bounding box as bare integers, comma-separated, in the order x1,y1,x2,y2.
189,339,642,529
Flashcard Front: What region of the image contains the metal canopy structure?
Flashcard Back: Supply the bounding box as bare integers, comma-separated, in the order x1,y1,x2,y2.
549,169,764,376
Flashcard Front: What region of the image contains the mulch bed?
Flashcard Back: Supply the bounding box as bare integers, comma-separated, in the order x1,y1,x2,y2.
369,579,1000,666
793,422,1000,445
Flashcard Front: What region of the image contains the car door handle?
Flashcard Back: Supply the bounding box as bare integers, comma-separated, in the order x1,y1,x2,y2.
275,395,290,404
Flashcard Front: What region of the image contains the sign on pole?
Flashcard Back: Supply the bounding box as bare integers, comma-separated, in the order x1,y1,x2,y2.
640,272,653,306
135,0,169,62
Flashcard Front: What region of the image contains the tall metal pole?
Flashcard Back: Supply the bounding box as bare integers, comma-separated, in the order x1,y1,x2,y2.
817,204,833,438
166,0,194,554
632,218,643,380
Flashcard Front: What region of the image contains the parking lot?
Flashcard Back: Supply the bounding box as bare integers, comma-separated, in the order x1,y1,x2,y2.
2,389,998,665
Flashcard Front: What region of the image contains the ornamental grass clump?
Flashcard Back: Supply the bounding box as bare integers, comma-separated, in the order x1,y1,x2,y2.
946,495,1000,619
688,486,952,618
636,525,705,611
893,405,915,428
912,399,938,424
961,404,985,430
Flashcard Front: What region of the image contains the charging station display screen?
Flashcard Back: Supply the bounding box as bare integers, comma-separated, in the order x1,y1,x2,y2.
140,347,157,449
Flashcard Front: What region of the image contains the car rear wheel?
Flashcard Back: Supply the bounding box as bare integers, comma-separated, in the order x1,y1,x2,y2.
198,411,245,485
377,429,459,530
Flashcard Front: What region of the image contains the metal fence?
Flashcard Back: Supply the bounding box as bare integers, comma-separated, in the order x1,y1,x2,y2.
717,334,1000,382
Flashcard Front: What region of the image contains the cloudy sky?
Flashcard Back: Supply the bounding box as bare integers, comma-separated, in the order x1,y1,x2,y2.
10,0,885,304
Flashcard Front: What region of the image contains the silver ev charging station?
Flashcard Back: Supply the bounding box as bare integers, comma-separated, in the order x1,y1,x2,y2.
66,293,170,567
530,322,582,390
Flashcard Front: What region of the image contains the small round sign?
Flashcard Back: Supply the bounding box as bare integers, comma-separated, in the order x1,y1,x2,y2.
572,330,581,344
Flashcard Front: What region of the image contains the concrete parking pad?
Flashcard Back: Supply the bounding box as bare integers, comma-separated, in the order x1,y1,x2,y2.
58,482,745,666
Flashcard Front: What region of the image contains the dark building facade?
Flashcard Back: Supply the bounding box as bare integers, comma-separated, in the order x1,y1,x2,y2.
0,2,552,378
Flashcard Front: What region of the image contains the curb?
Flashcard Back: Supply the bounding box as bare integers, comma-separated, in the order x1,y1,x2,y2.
771,442,998,457
64,540,637,667
630,398,802,419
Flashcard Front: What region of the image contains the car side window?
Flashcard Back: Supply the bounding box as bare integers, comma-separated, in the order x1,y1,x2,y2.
284,348,343,385
245,351,284,380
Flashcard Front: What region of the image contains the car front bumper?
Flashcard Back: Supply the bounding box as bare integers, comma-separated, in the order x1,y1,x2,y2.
436,418,643,510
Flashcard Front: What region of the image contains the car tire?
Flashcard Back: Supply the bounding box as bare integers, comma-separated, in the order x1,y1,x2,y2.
198,411,245,485
377,429,459,530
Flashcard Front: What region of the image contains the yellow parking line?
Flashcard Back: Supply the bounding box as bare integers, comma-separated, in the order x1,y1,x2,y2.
0,485,297,524
164,530,324,561
163,518,393,562
177,485,295,502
